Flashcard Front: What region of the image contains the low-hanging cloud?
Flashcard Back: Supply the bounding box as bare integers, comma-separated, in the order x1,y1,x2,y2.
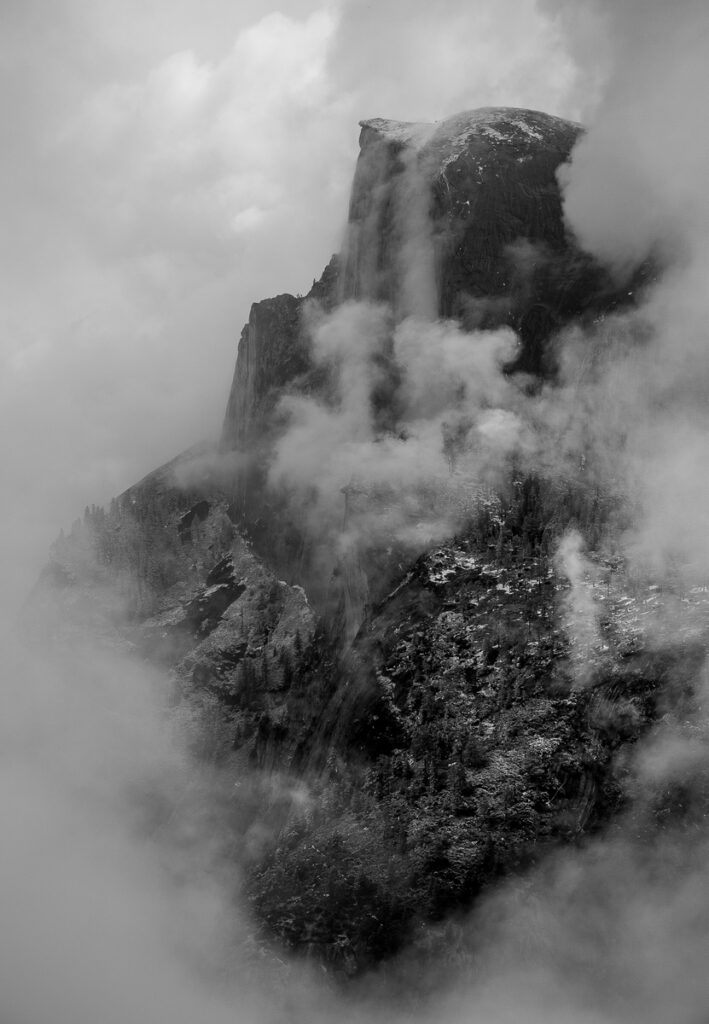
0,1,348,597
0,625,263,1024
0,0,588,595
549,0,709,577
269,298,525,558
551,0,709,270
329,0,581,123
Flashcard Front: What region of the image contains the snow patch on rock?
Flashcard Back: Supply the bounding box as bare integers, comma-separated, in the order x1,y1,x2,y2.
360,107,582,178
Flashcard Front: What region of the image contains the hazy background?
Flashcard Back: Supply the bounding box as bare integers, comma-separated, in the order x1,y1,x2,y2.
3,2,709,1023
0,0,592,597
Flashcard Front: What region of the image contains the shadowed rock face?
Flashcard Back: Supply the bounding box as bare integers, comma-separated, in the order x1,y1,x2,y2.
343,109,586,323
221,108,632,455
221,294,304,451
220,260,338,451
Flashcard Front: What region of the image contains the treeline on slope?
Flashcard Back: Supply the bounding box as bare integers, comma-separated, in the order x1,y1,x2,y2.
237,460,687,977
48,479,234,619
48,416,625,608
45,454,682,978
245,517,691,977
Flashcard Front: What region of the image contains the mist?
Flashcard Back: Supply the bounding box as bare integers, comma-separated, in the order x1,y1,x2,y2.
265,0,709,1018
4,0,709,1022
0,626,257,1023
269,301,522,560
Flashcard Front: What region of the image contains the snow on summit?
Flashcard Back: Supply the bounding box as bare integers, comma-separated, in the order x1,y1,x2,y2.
360,107,581,172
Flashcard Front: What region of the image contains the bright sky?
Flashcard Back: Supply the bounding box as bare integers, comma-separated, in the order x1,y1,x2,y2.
0,0,601,591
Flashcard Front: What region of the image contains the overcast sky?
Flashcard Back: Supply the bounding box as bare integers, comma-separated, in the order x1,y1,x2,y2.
0,0,608,592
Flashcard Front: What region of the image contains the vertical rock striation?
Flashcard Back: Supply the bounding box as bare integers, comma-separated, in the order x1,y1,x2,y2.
221,107,631,455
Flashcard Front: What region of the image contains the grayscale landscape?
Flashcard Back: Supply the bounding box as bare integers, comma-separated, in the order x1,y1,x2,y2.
2,1,709,1021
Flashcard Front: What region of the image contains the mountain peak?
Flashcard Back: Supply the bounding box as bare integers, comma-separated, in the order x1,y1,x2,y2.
359,106,582,164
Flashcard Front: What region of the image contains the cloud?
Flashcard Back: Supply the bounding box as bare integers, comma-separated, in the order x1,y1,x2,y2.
329,0,580,122
66,10,341,262
554,529,602,685
268,297,529,582
0,14,595,1013
553,0,709,269
0,625,267,1024
0,3,351,594
0,0,588,597
549,0,709,576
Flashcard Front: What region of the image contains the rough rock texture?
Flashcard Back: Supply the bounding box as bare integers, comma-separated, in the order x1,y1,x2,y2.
244,499,709,974
344,110,587,320
40,462,709,975
35,108,697,980
215,107,645,632
41,471,317,774
221,294,304,451
221,258,339,451
221,108,633,454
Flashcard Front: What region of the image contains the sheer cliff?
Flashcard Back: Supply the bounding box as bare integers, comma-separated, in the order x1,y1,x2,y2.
221,107,631,457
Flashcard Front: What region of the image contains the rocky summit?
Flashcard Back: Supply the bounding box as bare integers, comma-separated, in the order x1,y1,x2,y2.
36,108,701,978
222,107,629,453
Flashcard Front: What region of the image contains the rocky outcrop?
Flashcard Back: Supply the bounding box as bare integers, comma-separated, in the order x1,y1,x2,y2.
247,524,709,974
216,107,645,626
345,109,578,308
221,258,339,451
343,108,643,371
221,108,635,456
39,453,709,974
221,294,304,451
39,483,317,769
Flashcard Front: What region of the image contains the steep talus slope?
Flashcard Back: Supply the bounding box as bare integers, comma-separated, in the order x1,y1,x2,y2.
34,108,701,979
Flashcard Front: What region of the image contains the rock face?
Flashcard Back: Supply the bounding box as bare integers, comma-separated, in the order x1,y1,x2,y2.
36,108,698,979
221,294,306,451
248,536,706,974
221,259,338,451
216,106,640,631
42,478,318,772
343,109,590,332
221,108,627,454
